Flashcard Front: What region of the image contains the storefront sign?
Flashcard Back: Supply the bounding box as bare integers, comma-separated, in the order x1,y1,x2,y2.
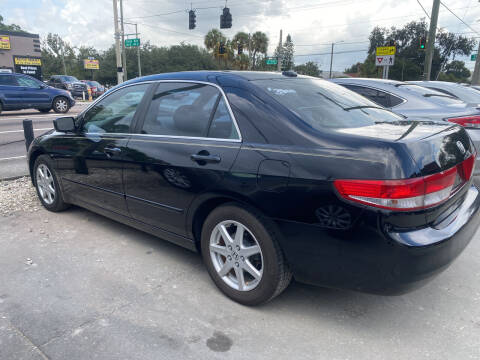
0,36,11,50
83,59,99,70
13,56,42,80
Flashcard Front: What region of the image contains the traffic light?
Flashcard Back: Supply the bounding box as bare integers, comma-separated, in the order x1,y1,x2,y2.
237,43,243,55
419,36,426,50
188,10,196,30
219,42,226,55
220,7,232,29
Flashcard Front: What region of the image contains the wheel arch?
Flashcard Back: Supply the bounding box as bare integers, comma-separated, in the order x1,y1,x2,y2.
188,192,265,253
28,149,46,185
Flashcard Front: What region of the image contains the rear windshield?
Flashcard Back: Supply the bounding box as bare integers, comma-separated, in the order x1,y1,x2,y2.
252,78,403,130
430,84,480,104
397,84,465,106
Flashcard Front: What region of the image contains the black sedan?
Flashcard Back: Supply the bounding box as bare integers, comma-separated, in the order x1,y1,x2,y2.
27,71,480,305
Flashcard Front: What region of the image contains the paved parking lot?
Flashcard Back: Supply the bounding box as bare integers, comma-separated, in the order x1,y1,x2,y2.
0,178,479,360
0,104,88,180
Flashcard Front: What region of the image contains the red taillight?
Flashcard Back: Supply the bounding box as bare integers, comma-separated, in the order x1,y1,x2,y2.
334,154,475,211
447,115,480,128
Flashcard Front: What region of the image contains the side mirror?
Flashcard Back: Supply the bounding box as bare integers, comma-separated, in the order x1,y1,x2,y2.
53,117,76,132
39,84,47,89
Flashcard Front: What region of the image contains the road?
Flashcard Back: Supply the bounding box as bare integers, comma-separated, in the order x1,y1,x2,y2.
0,105,87,180
0,179,479,360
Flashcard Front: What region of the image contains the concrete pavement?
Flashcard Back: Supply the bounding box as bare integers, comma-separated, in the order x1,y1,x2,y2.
0,179,479,360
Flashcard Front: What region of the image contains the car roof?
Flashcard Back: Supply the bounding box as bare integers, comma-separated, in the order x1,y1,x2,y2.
332,77,406,86
126,70,311,85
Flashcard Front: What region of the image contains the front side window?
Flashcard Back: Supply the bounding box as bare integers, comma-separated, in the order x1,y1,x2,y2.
17,76,41,88
61,75,79,83
141,82,239,139
82,83,149,134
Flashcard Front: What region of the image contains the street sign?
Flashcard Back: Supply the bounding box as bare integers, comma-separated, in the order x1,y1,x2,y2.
376,46,396,56
266,57,278,65
472,54,477,61
376,55,395,66
84,59,100,70
125,38,140,47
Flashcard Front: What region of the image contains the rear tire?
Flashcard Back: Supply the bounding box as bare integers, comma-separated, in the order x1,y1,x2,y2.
201,203,292,306
53,97,70,113
0,102,2,115
33,155,70,212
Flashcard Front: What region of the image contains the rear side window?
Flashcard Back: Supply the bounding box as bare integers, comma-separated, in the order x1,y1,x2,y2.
82,83,149,134
0,75,17,86
253,78,403,130
141,82,239,140
343,84,403,108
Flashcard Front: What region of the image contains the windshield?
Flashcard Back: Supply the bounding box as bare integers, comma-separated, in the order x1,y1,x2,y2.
61,76,79,82
396,84,465,106
252,78,404,130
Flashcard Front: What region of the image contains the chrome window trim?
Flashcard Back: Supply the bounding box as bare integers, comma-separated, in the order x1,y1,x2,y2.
78,79,243,143
340,82,408,108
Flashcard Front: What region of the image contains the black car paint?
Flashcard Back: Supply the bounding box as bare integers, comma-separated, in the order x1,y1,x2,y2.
27,71,480,295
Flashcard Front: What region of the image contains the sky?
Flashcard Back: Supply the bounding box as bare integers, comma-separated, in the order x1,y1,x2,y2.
1,0,479,73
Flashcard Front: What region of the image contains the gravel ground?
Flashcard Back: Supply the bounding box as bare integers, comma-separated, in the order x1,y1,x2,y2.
0,177,40,217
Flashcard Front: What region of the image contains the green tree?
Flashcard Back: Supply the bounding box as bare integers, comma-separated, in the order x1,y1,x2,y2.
41,33,75,78
204,29,226,57
250,31,269,69
440,60,471,82
281,34,294,70
0,14,26,32
294,61,321,77
349,20,476,81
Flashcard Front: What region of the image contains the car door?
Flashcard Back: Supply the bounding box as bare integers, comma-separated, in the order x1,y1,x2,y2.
55,82,152,215
123,81,242,237
0,74,24,108
16,75,51,107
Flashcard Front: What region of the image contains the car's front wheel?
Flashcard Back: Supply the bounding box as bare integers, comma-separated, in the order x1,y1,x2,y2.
201,203,292,306
52,97,70,113
33,155,70,212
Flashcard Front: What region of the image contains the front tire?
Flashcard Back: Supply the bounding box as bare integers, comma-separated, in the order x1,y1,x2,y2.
201,203,292,306
53,97,70,113
33,155,70,212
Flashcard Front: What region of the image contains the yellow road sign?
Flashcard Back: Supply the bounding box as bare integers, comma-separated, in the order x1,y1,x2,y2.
376,46,396,56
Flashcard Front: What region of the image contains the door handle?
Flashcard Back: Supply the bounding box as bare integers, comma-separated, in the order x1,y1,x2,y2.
190,152,221,165
104,146,121,157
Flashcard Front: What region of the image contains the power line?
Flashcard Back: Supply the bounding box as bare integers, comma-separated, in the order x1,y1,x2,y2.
295,49,368,57
415,0,430,19
295,41,370,46
440,1,480,35
138,22,205,38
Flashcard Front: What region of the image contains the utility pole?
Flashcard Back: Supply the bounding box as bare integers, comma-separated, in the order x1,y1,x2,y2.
472,41,480,85
277,29,282,72
329,43,334,79
423,0,440,80
112,0,123,84
120,0,127,81
135,23,141,77
329,41,344,79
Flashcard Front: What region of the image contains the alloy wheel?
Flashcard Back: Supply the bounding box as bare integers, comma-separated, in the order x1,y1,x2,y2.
209,220,263,291
36,164,56,205
55,99,68,112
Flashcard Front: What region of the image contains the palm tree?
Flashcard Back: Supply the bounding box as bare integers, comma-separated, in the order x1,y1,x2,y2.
250,31,269,69
204,29,227,58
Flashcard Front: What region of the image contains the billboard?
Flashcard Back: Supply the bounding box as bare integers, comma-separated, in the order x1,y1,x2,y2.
0,36,10,50
84,59,99,70
13,56,42,80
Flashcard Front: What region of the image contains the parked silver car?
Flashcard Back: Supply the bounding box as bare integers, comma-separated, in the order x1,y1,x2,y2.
331,78,480,175
408,81,480,107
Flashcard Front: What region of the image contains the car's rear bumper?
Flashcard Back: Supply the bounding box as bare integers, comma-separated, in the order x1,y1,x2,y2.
275,184,480,294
